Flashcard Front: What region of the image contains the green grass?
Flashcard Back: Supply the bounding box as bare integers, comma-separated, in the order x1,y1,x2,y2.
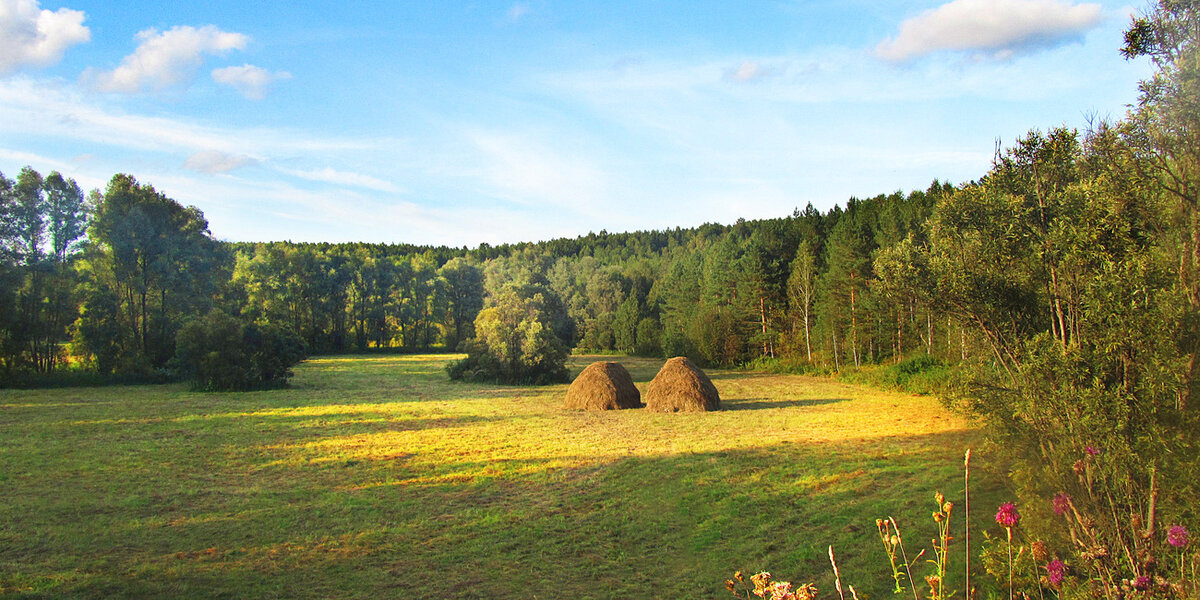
0,354,1001,599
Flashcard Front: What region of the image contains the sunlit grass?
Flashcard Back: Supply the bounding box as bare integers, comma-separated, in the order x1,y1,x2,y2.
0,354,997,599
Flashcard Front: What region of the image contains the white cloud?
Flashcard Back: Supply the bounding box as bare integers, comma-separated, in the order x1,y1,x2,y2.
876,0,1103,62
0,77,392,157
211,64,291,100
183,150,258,174
467,130,607,215
87,25,248,93
281,166,400,194
0,0,89,75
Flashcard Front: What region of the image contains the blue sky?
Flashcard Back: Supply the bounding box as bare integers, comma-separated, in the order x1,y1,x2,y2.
0,0,1153,246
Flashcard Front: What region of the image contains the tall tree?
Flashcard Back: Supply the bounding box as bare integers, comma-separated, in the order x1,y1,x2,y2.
11,167,45,265
43,172,88,265
1122,0,1200,406
79,174,223,371
439,257,484,350
787,240,818,361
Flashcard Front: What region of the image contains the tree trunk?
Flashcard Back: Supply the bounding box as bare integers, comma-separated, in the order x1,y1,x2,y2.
850,273,859,367
832,327,841,372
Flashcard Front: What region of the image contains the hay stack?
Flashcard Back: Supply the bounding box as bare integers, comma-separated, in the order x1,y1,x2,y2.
563,361,642,410
644,356,721,412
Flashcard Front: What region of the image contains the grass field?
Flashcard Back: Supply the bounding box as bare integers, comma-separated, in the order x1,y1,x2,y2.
0,355,999,599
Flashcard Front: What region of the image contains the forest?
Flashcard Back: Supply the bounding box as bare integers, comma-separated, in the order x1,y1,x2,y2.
1,2,1198,596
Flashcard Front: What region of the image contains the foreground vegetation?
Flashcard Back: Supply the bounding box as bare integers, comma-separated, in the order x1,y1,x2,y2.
0,355,992,599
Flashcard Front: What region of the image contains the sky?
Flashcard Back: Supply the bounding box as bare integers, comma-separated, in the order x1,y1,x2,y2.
0,0,1155,247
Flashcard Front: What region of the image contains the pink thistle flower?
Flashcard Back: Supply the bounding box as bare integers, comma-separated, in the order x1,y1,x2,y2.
1046,559,1065,586
1084,446,1100,456
1168,525,1189,548
1052,493,1071,516
1133,576,1150,591
995,502,1021,528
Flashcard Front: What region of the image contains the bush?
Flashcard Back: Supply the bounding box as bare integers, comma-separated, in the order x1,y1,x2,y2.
174,310,306,391
446,283,570,385
837,355,951,395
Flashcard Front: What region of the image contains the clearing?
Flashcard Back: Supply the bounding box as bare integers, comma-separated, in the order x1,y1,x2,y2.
0,354,992,599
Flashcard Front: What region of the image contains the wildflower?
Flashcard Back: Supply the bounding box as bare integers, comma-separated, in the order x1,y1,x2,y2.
752,572,772,598
795,583,818,600
1072,460,1086,475
1085,446,1100,456
996,502,1021,528
1053,493,1071,516
771,581,795,599
1168,525,1189,548
1046,559,1065,587
1133,576,1150,591
726,580,737,594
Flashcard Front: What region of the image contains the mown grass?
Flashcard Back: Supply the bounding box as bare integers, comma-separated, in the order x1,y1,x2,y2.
0,355,1001,599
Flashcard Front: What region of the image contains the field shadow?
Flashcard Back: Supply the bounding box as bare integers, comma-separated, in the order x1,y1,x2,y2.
722,397,848,410
36,428,994,600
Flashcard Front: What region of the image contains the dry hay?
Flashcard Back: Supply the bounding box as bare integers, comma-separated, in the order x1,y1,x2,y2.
563,361,643,410
643,356,721,412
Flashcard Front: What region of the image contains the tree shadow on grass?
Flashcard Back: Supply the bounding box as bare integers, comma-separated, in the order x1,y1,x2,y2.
722,397,849,410
34,428,998,600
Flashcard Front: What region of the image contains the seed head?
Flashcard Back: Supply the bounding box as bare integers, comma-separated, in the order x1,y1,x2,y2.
1032,540,1050,562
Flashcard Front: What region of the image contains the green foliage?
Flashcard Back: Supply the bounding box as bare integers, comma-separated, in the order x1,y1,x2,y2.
634,316,662,356
840,355,951,395
447,283,570,385
174,309,306,391
0,167,89,380
84,174,225,371
71,285,123,375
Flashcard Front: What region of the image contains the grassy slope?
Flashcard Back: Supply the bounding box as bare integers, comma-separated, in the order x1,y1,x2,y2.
0,355,999,599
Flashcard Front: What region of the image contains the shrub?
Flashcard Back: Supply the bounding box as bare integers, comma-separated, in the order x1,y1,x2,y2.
174,310,305,391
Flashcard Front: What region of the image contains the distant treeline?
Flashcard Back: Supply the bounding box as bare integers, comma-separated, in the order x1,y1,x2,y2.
0,128,1183,380
0,160,964,381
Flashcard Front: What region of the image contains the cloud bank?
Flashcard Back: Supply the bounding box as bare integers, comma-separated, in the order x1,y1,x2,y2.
0,0,90,75
876,0,1103,62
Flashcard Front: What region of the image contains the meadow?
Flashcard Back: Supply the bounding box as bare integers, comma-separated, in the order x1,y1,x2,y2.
0,355,998,599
